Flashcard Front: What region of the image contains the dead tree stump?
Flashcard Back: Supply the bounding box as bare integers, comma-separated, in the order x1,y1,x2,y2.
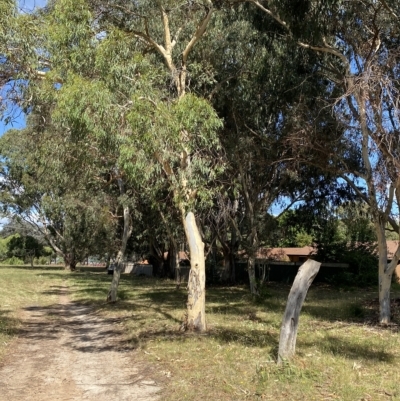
277,259,321,364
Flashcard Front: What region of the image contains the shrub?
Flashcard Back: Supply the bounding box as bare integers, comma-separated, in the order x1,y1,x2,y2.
34,256,50,265
2,256,24,265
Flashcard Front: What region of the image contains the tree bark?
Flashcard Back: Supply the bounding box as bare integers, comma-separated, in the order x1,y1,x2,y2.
222,251,235,283
64,251,76,271
248,255,257,295
379,264,392,324
183,212,206,332
219,235,236,284
375,219,400,324
107,178,132,303
278,259,321,363
149,238,164,277
168,238,181,287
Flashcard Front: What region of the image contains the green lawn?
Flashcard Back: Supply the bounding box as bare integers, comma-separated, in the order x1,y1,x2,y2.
1,265,400,400
0,265,66,360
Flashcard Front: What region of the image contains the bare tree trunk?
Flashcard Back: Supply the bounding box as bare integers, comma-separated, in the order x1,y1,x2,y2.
107,178,132,303
248,255,257,295
64,251,76,271
220,240,236,284
221,248,231,283
105,254,111,270
182,212,206,332
379,264,392,324
278,259,321,363
166,238,180,282
375,220,400,324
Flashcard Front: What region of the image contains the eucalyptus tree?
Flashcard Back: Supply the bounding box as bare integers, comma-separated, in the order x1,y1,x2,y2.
242,0,400,323
84,0,225,330
191,4,332,294
0,0,45,120
0,124,117,270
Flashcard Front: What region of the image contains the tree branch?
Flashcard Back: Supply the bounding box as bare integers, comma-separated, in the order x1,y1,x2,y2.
182,4,213,65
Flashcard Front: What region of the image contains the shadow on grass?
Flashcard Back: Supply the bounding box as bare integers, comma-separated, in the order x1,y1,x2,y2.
14,271,398,362
299,334,394,362
0,309,20,337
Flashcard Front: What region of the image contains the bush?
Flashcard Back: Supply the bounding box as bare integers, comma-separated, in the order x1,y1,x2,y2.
2,256,24,265
34,256,50,265
322,243,378,287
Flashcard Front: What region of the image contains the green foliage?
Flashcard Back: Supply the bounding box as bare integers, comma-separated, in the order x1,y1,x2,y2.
318,243,379,287
294,231,313,247
7,234,45,261
125,93,223,211
34,256,50,265
2,256,24,265
44,0,95,76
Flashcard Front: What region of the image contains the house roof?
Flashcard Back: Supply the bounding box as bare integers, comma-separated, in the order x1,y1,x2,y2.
163,251,189,261
385,240,399,259
256,241,400,261
256,246,314,261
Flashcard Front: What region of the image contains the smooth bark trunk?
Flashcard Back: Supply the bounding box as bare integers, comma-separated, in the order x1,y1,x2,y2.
248,256,257,295
183,212,206,331
165,239,180,282
108,250,124,303
149,239,164,277
107,178,132,303
278,259,321,363
221,244,236,284
379,265,392,324
375,220,399,324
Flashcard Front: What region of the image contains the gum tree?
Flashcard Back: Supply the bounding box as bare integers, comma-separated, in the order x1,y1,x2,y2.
245,0,400,323
90,0,223,330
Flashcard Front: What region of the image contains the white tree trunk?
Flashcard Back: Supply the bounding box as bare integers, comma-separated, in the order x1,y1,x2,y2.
183,212,206,331
375,221,400,324
107,178,132,303
379,265,392,324
278,259,321,363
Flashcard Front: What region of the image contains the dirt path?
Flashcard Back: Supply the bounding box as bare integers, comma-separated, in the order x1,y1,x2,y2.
0,285,161,401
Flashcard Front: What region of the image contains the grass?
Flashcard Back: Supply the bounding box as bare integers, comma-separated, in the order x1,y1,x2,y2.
1,265,400,400
0,265,66,360
64,271,400,401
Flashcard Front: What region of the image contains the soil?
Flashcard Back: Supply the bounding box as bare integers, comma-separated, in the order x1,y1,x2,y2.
0,284,161,401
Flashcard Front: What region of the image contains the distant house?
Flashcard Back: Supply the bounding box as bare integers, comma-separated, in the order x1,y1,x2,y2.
163,251,190,266
386,241,400,282
255,246,315,264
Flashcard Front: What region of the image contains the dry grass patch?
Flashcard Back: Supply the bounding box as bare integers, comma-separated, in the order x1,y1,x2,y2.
65,271,400,401
0,265,67,361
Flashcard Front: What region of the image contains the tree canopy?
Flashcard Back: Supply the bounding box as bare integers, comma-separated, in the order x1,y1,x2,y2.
1,0,400,325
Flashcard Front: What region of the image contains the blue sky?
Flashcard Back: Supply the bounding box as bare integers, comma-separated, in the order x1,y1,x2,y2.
18,0,47,12
1,0,48,228
0,0,48,138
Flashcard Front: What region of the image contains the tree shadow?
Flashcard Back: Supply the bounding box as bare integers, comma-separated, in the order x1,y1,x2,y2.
0,309,19,337
299,334,394,362
18,302,136,353
19,272,399,361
